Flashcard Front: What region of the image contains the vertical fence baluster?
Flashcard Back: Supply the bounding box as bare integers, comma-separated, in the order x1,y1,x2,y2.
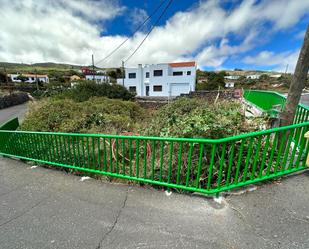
250,136,262,180
266,133,279,176
72,136,76,166
185,143,193,187
55,135,60,162
121,138,125,175
103,138,107,171
196,143,204,188
98,137,101,171
81,137,87,168
136,140,140,178
273,131,287,173
288,127,302,170
129,139,132,176
92,137,96,169
77,136,81,167
207,144,216,190
151,140,156,180
226,143,235,186
115,138,119,174
28,133,34,158
167,142,174,184
281,129,295,172
242,137,254,182
294,127,308,168
176,142,183,185
216,143,226,190
234,140,245,184
143,140,147,178
258,134,271,178
109,138,113,173
159,141,164,181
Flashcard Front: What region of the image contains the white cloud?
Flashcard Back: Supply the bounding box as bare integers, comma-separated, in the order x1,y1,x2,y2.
128,8,149,32
0,0,308,68
243,50,300,72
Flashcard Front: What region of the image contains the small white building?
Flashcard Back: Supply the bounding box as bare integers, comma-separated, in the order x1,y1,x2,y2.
9,73,49,83
246,74,261,79
224,75,240,80
85,74,110,84
225,82,235,88
116,62,196,97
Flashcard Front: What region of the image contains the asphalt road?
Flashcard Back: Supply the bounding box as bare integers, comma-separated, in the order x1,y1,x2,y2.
0,102,29,125
0,99,309,249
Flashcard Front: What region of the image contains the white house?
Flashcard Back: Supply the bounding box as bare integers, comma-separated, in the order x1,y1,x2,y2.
224,75,240,80
117,62,196,97
225,82,235,88
85,74,110,84
9,73,49,83
246,74,261,79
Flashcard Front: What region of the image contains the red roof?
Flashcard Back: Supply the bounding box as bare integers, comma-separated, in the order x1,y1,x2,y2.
169,61,196,67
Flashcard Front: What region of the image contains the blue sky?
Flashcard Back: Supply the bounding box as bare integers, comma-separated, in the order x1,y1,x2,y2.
0,0,309,72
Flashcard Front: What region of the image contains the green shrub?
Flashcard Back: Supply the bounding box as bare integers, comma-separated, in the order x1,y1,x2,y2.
62,80,135,102
21,97,146,134
143,97,247,139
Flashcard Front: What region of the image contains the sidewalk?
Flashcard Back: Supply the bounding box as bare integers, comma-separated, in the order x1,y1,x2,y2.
0,157,308,249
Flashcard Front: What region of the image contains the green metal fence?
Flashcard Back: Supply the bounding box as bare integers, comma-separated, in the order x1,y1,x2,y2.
0,90,308,195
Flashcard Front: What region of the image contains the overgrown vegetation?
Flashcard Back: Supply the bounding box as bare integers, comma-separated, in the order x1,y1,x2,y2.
21,97,146,134
20,92,272,192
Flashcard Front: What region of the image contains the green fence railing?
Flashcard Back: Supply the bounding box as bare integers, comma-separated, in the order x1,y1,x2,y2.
0,90,308,195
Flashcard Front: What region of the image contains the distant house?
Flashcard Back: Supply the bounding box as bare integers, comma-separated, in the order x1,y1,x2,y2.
85,74,110,83
225,82,235,88
116,61,196,97
70,75,81,81
246,74,260,79
224,75,240,80
81,67,96,75
9,73,49,83
270,74,282,78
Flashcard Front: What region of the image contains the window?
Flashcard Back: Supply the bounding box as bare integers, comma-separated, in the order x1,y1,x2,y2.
31,77,35,80
146,72,149,78
128,73,136,79
173,71,183,76
129,86,136,92
187,71,191,75
153,70,163,77
153,85,162,92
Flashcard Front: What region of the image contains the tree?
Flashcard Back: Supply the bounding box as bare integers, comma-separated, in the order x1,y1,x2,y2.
280,24,309,127
0,71,7,83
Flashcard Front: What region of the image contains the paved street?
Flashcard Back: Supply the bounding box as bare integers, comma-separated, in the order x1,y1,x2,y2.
0,102,29,125
0,98,309,249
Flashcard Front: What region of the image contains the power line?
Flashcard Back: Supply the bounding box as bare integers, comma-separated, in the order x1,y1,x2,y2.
95,0,168,66
124,0,173,64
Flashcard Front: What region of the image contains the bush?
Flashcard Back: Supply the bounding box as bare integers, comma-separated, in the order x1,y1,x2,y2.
21,97,146,134
143,97,247,139
59,80,135,102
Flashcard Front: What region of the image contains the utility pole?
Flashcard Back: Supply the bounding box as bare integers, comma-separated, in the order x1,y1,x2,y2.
122,60,125,86
284,64,289,75
92,54,95,81
280,24,309,127
35,68,39,91
3,67,8,85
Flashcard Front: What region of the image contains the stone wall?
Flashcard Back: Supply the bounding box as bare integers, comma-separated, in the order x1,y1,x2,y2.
0,92,29,110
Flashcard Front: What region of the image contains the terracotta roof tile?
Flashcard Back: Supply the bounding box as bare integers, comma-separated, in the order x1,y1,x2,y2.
168,61,196,67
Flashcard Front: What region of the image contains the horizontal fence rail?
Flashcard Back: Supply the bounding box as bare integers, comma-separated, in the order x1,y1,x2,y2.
0,90,308,195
